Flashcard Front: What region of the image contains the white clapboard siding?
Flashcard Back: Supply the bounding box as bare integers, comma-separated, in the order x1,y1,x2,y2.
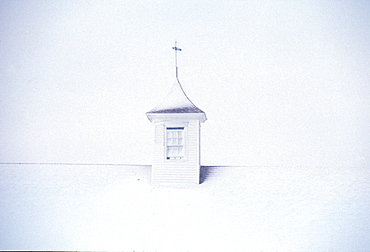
152,120,200,184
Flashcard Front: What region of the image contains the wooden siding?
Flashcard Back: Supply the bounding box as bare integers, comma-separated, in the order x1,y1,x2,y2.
152,120,200,184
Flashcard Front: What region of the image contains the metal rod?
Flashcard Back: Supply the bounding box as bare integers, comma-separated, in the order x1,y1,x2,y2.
175,41,178,78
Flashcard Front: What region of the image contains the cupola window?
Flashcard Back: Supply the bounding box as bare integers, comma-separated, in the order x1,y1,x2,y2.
166,127,185,159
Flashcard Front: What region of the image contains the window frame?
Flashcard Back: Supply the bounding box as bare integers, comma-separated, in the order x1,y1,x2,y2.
165,124,187,161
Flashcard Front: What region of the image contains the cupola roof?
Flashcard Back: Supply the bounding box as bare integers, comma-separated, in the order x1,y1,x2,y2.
146,78,205,114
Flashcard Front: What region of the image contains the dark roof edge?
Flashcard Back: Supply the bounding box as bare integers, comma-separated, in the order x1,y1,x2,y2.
147,106,205,114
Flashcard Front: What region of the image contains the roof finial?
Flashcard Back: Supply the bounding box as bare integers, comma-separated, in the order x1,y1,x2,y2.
172,41,182,79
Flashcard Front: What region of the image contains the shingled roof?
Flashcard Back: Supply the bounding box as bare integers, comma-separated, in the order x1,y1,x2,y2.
146,78,205,114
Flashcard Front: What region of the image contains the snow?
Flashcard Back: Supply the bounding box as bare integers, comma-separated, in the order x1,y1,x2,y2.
1,164,369,251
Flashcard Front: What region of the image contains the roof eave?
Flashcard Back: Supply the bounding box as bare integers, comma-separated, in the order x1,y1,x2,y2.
146,112,207,123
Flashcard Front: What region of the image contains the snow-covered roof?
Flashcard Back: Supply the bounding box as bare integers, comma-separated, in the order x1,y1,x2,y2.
2,163,368,250
146,78,205,114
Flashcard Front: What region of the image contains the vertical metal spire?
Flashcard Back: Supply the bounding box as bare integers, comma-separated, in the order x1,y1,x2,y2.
172,41,182,79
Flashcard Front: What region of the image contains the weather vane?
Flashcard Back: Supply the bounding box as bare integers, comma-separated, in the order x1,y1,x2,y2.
172,41,182,79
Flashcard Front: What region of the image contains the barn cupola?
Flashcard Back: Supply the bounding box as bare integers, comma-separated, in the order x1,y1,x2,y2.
146,43,206,184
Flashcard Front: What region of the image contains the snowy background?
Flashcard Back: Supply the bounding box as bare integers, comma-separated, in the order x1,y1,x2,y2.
1,0,370,250
1,164,369,251
1,0,369,166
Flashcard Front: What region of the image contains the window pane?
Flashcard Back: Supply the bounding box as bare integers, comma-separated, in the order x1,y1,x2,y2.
178,146,183,155
167,146,174,156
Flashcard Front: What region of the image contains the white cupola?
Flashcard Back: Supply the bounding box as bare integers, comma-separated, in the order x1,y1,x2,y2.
146,48,206,184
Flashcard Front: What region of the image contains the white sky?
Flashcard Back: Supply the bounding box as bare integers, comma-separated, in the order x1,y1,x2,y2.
1,0,369,166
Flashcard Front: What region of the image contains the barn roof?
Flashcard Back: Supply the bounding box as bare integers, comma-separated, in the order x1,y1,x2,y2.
146,78,205,114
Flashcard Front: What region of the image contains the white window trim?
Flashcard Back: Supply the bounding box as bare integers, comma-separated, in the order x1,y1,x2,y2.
164,123,187,161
